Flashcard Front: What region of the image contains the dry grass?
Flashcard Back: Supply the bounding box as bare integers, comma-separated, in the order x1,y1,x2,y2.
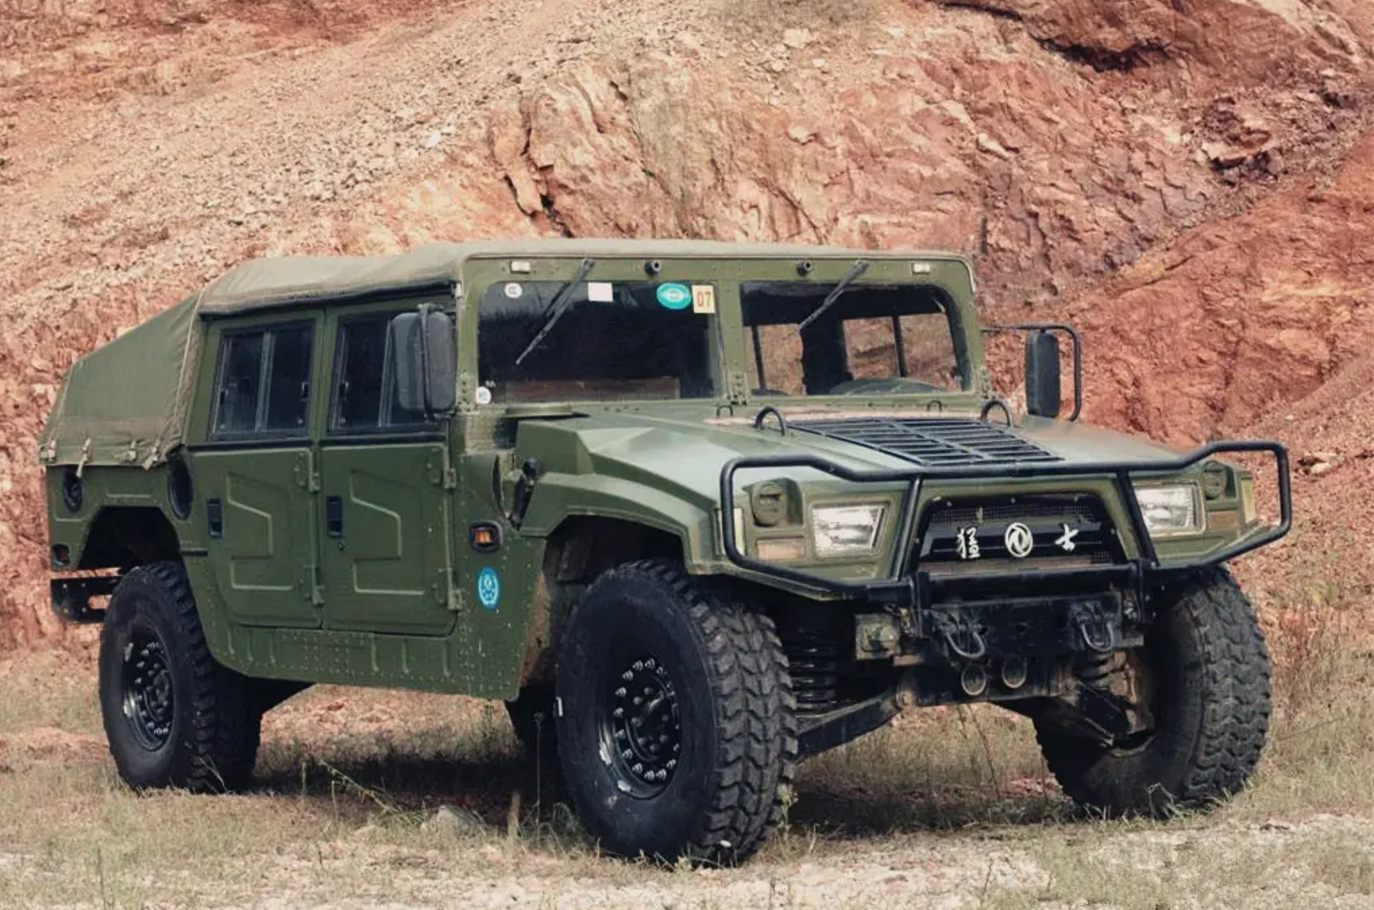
1,575,1372,907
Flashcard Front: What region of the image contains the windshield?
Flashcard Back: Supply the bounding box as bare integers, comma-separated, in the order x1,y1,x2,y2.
478,280,718,403
742,282,965,398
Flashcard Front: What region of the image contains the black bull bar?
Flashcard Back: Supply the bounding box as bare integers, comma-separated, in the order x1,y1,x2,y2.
719,440,1292,609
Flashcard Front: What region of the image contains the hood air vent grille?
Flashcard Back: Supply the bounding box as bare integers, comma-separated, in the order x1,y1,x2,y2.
791,417,1062,468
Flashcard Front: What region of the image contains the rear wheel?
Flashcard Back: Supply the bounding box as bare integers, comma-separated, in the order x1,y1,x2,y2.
1034,569,1271,816
555,560,797,863
100,562,260,792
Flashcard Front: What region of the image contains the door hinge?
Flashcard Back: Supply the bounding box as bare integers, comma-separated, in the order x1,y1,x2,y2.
301,564,325,606
435,569,462,611
427,456,458,490
294,454,321,492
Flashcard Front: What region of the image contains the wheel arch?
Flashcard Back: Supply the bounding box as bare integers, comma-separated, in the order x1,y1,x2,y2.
75,505,184,569
515,516,683,690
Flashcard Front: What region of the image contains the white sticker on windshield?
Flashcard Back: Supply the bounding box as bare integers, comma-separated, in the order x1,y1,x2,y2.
504,282,523,299
588,281,614,303
692,285,716,314
475,386,493,406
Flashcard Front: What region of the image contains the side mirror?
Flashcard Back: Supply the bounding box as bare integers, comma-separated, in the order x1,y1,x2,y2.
390,305,457,416
1024,331,1061,419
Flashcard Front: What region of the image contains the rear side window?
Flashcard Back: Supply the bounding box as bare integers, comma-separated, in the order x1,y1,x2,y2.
211,324,313,437
329,314,432,434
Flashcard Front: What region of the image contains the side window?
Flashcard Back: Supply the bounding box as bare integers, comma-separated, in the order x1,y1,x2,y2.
215,333,264,434
329,314,431,434
211,324,313,438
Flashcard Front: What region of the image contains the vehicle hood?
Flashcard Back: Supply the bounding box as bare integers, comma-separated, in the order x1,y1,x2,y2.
514,407,1185,510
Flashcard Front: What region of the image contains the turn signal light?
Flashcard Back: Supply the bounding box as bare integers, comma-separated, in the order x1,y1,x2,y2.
756,537,806,562
469,523,502,553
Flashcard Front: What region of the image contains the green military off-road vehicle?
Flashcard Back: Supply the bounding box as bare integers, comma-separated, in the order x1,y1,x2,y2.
41,240,1290,862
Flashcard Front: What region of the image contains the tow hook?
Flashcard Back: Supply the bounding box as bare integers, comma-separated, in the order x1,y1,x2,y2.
1070,602,1117,654
932,612,987,662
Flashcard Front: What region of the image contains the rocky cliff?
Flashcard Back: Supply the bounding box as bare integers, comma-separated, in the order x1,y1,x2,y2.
1,0,1370,647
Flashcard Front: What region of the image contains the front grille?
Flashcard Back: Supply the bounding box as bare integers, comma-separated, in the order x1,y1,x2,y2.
791,417,1060,468
916,495,1119,575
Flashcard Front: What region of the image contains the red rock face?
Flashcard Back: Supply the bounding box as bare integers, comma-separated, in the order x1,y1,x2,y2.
0,0,1371,648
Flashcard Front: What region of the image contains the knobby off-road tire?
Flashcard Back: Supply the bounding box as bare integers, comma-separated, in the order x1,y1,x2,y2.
555,559,798,864
1035,568,1271,817
100,561,261,792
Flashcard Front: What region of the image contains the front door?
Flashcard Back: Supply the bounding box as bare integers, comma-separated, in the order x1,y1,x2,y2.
194,318,322,628
318,442,454,634
316,306,456,636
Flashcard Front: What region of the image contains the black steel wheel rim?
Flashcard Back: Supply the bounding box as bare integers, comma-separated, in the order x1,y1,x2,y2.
598,653,682,798
121,629,174,752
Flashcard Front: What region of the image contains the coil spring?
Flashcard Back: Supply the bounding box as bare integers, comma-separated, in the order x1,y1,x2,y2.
784,630,842,714
1075,650,1120,692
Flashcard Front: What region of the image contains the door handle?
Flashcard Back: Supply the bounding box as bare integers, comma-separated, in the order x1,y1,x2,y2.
207,498,224,539
325,495,344,538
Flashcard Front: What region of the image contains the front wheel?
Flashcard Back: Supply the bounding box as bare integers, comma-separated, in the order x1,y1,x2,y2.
1034,569,1271,816
555,560,797,864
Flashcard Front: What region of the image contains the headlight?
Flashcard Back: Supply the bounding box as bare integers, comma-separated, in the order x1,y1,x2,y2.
1133,484,1203,536
811,504,886,557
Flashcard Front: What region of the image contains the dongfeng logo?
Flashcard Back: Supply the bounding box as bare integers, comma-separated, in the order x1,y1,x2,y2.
1003,523,1035,559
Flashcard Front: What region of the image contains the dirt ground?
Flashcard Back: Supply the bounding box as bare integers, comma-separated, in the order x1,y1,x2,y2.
3,645,1373,909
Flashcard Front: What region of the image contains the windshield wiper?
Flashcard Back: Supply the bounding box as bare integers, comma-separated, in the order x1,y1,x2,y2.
797,258,870,332
514,257,597,367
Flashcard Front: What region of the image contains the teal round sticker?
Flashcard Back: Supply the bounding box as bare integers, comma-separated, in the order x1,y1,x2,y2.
476,567,500,611
656,283,692,310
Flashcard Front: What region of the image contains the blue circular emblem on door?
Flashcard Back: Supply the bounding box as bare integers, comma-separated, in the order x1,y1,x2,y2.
476,567,501,611
656,283,692,310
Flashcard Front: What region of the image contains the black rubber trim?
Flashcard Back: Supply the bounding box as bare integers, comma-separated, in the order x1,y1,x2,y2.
186,438,311,452
318,431,447,446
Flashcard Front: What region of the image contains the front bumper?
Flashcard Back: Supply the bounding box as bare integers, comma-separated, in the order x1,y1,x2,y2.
719,439,1292,610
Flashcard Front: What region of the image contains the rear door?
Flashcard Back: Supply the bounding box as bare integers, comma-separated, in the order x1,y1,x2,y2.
317,303,456,636
192,315,323,628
